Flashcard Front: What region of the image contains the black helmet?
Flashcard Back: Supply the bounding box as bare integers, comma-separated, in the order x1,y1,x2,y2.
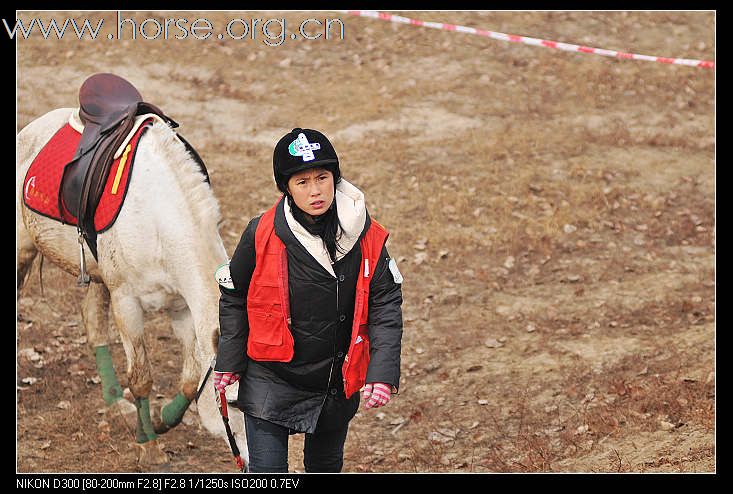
273,128,340,193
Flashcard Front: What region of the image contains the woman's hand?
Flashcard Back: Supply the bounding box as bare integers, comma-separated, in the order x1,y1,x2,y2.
362,382,392,409
213,371,240,392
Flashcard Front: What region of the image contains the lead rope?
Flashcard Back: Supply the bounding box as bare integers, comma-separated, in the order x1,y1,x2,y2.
217,390,245,472
194,359,245,472
194,358,215,403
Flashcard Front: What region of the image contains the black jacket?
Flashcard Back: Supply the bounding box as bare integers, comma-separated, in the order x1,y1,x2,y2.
216,198,403,433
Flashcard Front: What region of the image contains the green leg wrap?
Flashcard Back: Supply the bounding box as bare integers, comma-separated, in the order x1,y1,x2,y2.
94,345,124,406
161,392,192,429
135,398,158,443
136,408,147,443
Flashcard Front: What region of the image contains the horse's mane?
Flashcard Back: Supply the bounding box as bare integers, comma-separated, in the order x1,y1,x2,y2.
144,121,222,229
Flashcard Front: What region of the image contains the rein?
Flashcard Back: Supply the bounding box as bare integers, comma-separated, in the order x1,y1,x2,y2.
217,390,245,472
195,359,246,472
194,359,216,404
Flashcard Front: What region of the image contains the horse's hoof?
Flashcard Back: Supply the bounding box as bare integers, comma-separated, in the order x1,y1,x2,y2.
133,439,170,470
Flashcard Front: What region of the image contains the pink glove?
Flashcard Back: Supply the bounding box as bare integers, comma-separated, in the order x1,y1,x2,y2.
362,382,392,409
213,371,240,392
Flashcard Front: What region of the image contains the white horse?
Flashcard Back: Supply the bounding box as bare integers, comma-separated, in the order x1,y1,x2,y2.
17,107,247,470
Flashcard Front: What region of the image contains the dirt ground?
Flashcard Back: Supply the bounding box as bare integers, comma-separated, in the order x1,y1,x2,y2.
16,11,715,473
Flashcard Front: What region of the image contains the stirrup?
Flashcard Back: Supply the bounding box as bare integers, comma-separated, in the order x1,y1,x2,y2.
77,232,91,287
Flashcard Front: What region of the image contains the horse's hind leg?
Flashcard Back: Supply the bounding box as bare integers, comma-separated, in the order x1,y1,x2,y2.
152,301,199,434
16,214,37,292
109,292,169,469
82,282,136,421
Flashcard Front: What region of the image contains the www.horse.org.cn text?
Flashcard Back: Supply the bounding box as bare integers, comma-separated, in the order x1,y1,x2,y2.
5,13,346,46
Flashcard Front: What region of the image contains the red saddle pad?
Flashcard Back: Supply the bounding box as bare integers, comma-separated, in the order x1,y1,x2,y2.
22,118,152,232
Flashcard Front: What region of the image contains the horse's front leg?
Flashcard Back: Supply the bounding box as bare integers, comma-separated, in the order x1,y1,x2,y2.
110,293,169,469
152,302,199,434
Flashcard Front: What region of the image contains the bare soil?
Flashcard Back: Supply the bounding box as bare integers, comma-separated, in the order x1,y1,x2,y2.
16,11,715,473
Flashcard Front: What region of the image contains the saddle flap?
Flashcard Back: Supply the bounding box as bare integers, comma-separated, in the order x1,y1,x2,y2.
59,73,176,261
61,116,135,221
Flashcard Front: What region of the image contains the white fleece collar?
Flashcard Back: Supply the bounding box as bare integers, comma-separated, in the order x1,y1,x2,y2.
284,178,367,278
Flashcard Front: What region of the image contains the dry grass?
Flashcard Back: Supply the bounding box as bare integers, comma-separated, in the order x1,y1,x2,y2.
343,347,714,473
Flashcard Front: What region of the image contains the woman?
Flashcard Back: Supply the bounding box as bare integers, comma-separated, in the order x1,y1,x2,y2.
213,128,404,473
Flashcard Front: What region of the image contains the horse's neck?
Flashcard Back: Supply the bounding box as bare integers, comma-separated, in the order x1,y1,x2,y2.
141,122,226,259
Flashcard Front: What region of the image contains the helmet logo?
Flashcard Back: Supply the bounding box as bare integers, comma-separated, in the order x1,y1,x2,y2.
288,133,321,162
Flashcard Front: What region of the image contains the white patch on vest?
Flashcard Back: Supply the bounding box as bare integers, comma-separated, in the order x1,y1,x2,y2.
355,335,363,344
364,259,370,278
388,258,403,284
214,261,234,289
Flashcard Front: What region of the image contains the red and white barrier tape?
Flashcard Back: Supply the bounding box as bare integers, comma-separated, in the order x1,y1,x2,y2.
340,11,715,70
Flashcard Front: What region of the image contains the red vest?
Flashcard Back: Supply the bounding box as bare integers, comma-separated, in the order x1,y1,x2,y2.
247,198,389,399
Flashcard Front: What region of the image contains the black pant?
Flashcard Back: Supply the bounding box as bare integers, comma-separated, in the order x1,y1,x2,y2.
244,414,350,473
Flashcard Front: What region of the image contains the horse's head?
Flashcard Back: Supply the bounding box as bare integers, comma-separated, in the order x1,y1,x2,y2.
134,121,247,462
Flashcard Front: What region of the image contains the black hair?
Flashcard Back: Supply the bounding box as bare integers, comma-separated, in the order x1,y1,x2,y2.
285,164,346,263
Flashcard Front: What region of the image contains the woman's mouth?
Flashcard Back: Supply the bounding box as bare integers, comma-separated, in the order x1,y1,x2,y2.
310,200,325,209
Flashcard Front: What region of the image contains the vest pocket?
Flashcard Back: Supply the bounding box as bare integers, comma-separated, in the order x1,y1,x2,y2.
247,302,293,362
249,280,280,302
248,307,283,346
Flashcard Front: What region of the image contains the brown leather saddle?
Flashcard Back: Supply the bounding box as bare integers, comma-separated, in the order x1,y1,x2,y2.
59,73,209,268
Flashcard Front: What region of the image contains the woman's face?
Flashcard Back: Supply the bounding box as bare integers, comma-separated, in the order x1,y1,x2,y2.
287,168,335,216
